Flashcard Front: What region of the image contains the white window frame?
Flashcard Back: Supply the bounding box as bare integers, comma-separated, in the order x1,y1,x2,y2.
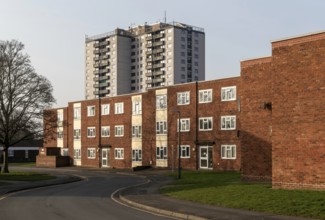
114,102,124,114
61,148,69,156
101,104,110,115
87,127,96,138
114,148,124,159
132,125,142,138
221,145,236,159
57,131,63,139
101,126,110,137
132,101,142,115
156,95,167,109
87,106,95,116
132,149,142,161
87,148,96,159
221,116,236,130
177,91,190,105
156,146,167,160
74,149,81,159
57,112,63,122
8,150,14,157
25,150,29,159
156,121,167,135
179,145,190,158
199,89,213,103
199,117,213,131
115,125,124,137
74,129,81,139
221,86,236,101
74,107,81,119
177,118,190,132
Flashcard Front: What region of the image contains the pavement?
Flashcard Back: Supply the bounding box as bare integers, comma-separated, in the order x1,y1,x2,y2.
0,167,316,220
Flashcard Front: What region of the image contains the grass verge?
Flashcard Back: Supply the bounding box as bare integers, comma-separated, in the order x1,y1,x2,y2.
160,171,325,219
0,171,56,182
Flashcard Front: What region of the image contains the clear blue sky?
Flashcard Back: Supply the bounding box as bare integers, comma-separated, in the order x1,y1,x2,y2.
0,0,324,107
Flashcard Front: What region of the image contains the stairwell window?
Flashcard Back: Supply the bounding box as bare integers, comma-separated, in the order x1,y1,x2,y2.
156,146,167,160
156,95,167,109
132,101,142,115
156,121,167,135
74,149,81,159
132,149,142,161
132,125,142,138
74,129,81,139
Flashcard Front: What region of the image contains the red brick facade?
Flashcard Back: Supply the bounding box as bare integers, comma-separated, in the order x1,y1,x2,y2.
40,30,325,190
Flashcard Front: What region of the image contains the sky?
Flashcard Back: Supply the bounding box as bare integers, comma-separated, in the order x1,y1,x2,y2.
0,0,324,107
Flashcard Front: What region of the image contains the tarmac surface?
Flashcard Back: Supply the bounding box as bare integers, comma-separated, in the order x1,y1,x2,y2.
0,167,316,220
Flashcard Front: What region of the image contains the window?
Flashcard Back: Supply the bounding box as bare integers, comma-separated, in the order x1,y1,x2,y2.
132,101,142,115
177,91,190,105
87,148,96,159
101,104,110,115
57,112,63,122
156,95,167,109
74,129,81,139
101,126,110,137
115,125,124,137
132,149,142,161
74,149,81,159
57,131,63,139
87,127,96,138
132,125,142,138
180,145,190,158
87,106,95,116
177,118,190,132
156,146,167,160
156,121,167,134
221,116,236,130
221,145,236,159
25,150,29,159
115,102,124,114
199,89,212,103
114,148,124,159
74,107,81,119
8,150,14,157
221,86,236,101
61,148,69,156
199,117,213,131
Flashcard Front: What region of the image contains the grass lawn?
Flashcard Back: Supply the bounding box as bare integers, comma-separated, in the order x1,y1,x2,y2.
160,171,325,219
9,162,36,167
0,171,56,182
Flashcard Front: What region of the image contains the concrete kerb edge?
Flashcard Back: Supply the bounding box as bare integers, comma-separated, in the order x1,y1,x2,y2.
1,174,85,196
114,174,206,220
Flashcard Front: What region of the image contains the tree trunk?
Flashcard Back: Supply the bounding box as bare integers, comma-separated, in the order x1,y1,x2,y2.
1,146,9,173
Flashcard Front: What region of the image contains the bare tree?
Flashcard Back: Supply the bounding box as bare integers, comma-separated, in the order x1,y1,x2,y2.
0,40,55,173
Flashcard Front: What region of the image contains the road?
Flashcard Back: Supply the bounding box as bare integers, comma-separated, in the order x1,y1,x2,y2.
0,170,173,220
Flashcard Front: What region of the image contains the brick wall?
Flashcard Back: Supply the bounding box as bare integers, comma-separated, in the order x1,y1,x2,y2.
271,33,325,190
240,57,273,181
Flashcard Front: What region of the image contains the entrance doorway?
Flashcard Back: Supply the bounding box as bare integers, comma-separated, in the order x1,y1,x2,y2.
101,148,110,167
200,146,213,169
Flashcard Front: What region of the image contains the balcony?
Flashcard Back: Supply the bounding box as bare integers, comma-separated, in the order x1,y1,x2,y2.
152,70,165,76
94,89,110,95
152,33,164,39
146,43,153,48
153,48,164,54
146,35,152,40
152,55,164,62
146,65,153,70
145,72,153,77
99,41,109,47
152,63,164,69
152,78,164,83
152,41,164,47
146,50,153,55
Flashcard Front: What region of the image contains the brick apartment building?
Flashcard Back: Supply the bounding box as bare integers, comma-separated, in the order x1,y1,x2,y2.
38,30,325,190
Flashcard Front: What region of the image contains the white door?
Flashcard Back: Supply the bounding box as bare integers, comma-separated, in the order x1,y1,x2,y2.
200,146,213,169
101,148,110,167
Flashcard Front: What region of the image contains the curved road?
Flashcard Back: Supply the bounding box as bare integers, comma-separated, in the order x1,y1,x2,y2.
0,170,173,220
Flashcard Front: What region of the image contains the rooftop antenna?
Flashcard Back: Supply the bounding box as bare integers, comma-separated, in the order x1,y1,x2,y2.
164,10,167,23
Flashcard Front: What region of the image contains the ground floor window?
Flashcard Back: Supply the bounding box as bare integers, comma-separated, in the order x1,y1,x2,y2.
74,149,81,159
156,146,167,160
87,148,96,159
221,145,236,159
180,145,190,158
132,149,142,161
114,148,124,159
